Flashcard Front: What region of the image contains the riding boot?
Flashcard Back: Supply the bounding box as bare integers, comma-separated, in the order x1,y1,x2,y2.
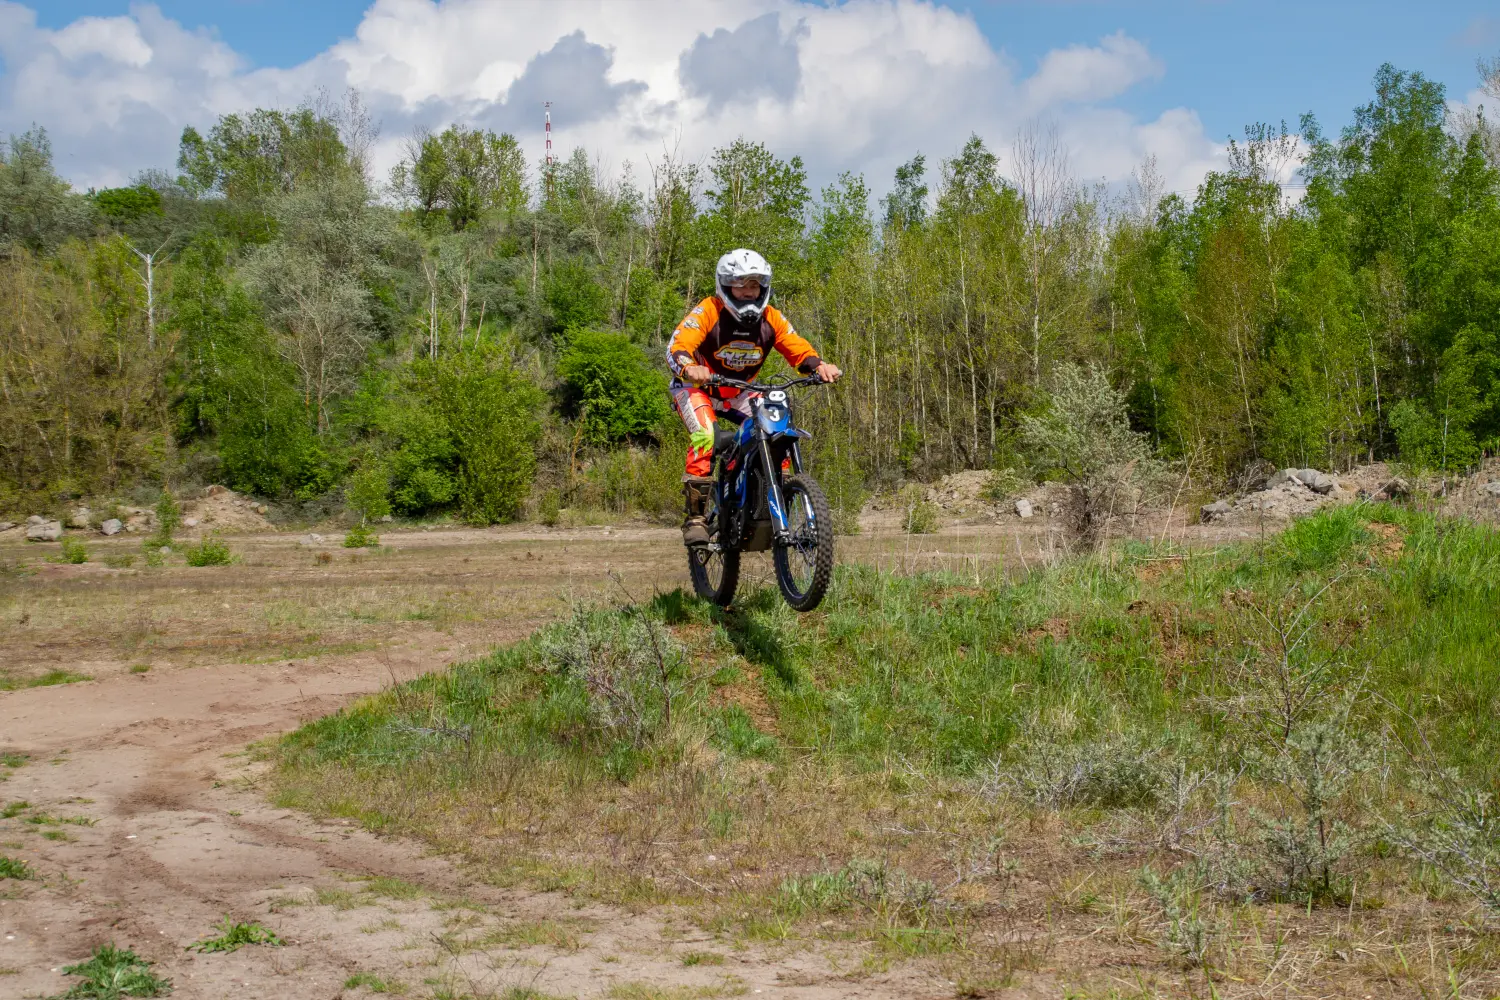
681,476,714,547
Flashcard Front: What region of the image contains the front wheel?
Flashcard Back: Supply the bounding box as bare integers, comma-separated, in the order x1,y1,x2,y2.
774,475,834,612
688,489,740,607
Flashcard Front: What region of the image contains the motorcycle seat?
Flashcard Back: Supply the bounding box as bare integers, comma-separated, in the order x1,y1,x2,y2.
713,426,737,455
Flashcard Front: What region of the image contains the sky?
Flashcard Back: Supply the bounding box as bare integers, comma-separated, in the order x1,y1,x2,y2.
3,0,1496,200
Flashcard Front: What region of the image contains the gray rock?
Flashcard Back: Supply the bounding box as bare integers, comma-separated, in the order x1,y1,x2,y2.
1293,469,1336,494
301,533,324,545
1483,481,1500,497
26,514,45,526
1014,498,1034,519
1200,499,1233,522
100,518,123,536
183,517,199,528
256,504,269,515
25,520,62,541
378,514,392,523
158,546,172,555
1265,469,1294,489
1379,478,1411,499
0,522,14,532
68,508,92,529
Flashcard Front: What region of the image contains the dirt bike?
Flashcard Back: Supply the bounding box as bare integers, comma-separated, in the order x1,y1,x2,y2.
686,373,836,613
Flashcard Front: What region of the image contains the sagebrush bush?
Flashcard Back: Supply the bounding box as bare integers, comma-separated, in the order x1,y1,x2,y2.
538,605,689,748
1020,362,1168,541
992,727,1171,810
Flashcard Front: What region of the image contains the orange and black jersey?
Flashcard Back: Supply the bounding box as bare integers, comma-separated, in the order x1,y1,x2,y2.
666,297,821,387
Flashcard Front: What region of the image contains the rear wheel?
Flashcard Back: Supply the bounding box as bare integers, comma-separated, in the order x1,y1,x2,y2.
773,475,834,612
688,487,739,606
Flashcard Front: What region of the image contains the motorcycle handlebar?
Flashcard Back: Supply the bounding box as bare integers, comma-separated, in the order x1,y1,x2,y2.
704,373,836,392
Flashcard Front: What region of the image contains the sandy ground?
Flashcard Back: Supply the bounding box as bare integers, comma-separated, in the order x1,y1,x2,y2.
0,521,1135,1000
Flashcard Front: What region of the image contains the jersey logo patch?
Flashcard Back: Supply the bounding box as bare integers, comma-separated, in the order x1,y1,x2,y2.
683,318,700,330
714,340,764,371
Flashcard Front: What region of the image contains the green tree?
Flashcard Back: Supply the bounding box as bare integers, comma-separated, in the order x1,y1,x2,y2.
0,126,96,254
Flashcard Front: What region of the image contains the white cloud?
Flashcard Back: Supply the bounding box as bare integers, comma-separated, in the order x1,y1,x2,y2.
0,0,1227,202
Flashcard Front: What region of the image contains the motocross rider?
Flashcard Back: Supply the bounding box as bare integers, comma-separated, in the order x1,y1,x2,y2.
667,248,841,546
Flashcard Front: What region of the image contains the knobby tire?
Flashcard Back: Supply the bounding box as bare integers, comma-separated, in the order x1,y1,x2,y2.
774,474,834,612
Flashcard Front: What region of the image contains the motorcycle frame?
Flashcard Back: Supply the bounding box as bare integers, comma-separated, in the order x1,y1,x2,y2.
708,390,811,553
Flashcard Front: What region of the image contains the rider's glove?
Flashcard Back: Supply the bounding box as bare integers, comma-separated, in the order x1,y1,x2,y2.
689,428,714,453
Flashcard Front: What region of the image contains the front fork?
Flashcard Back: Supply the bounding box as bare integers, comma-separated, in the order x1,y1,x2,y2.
761,438,805,543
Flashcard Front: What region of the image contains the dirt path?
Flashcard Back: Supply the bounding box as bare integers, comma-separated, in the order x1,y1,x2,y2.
2,525,1076,999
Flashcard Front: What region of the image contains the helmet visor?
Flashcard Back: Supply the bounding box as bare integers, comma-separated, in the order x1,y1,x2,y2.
727,276,765,299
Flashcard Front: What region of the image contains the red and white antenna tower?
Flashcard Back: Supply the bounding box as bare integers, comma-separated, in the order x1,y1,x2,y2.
544,101,554,201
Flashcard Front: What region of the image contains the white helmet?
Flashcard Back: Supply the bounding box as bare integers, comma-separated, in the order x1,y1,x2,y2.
715,248,772,323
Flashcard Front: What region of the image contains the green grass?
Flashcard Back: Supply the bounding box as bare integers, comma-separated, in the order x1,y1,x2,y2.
344,971,406,994
0,854,34,879
0,669,90,691
187,917,284,953
272,506,1500,968
54,943,171,998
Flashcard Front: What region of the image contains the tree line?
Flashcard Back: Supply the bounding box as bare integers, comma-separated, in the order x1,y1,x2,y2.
2,61,1498,523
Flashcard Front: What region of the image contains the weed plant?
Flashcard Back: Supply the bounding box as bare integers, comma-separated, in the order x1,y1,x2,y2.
54,943,171,998
57,537,88,564
0,854,34,879
274,505,1500,989
188,917,284,952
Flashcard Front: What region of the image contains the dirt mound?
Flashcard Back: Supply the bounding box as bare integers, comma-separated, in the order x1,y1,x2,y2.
922,469,998,515
180,485,276,534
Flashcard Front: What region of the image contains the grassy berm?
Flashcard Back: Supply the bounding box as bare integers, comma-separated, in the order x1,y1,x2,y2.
274,506,1500,998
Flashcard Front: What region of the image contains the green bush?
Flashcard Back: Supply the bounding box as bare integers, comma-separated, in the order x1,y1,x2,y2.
556,330,669,445
426,350,544,524
344,523,379,548
184,534,234,566
58,536,88,564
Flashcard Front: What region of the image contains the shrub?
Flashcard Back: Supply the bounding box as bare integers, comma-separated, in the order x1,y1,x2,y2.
538,487,562,526
992,728,1170,810
1019,362,1165,541
58,536,88,564
556,329,670,445
184,534,234,566
343,523,379,548
539,605,688,748
897,484,938,534
152,488,181,542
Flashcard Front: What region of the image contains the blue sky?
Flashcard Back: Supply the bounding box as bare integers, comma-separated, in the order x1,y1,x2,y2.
32,0,1498,143
8,1,1498,193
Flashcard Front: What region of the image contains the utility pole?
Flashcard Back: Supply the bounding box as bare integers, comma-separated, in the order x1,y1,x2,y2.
544,101,554,203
